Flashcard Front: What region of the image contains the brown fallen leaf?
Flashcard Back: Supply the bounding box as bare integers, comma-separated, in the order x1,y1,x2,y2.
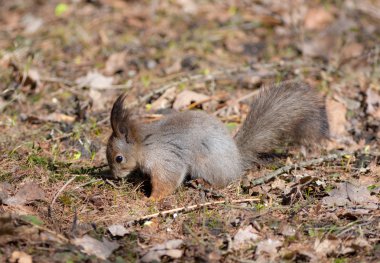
21,14,43,34
43,113,76,123
326,98,349,142
279,224,296,237
73,235,119,260
177,0,198,14
271,178,286,191
76,71,114,89
232,225,260,250
281,243,318,262
3,182,45,206
108,224,129,237
224,33,245,53
9,251,32,263
104,51,128,75
301,18,354,59
22,113,76,124
322,182,379,208
304,7,334,30
0,182,12,202
314,237,341,257
341,42,364,60
173,90,210,111
164,59,182,75
151,87,176,111
256,238,283,255
141,239,183,262
366,86,380,119
314,237,354,257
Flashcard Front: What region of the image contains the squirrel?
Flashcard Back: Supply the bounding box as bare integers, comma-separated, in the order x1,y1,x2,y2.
106,81,329,200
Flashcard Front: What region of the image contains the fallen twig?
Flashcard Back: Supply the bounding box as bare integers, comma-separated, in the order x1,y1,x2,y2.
250,151,352,186
213,89,260,116
40,76,132,90
50,175,79,208
73,178,103,190
125,198,259,227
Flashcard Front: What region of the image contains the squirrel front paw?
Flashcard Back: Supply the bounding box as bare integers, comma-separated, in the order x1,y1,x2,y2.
149,172,178,201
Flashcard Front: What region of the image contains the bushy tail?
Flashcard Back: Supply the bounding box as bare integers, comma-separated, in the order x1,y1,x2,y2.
234,81,329,169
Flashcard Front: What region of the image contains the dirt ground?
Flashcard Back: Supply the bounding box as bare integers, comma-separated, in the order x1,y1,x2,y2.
0,0,379,262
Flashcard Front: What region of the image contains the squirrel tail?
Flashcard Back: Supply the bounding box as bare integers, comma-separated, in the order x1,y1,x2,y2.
234,81,329,169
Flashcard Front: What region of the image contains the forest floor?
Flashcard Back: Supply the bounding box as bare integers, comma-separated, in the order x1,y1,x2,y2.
0,0,379,262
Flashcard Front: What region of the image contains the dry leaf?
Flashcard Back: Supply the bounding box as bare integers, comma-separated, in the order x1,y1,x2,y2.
322,182,379,208
256,238,283,255
341,42,364,60
43,113,76,123
304,7,334,30
88,89,113,111
9,251,32,263
173,90,210,111
73,235,119,260
20,68,42,90
314,237,354,257
76,71,114,89
271,178,286,191
3,182,45,206
326,98,348,137
366,87,380,119
347,237,372,251
164,60,182,75
104,51,127,75
0,182,12,202
141,239,183,262
151,87,176,111
314,238,341,257
301,36,338,59
283,243,318,262
225,37,244,53
108,224,129,237
21,14,43,34
177,0,198,14
23,113,76,124
279,224,296,237
301,18,354,59
232,225,260,250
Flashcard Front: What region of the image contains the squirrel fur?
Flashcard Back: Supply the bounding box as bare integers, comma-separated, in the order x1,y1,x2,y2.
106,81,329,200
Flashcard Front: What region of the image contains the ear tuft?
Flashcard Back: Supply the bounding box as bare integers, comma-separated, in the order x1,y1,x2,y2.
110,93,131,137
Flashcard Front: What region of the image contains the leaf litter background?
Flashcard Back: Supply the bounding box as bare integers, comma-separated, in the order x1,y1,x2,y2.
0,0,379,262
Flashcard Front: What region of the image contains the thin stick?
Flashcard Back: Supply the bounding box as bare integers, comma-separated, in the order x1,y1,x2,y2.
73,178,103,190
125,198,259,226
40,76,132,90
213,89,260,116
187,96,215,110
50,175,79,208
251,151,351,186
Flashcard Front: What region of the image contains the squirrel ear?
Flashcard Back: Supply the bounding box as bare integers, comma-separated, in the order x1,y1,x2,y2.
110,94,133,139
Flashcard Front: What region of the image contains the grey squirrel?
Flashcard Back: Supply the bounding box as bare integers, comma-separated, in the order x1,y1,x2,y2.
106,81,329,200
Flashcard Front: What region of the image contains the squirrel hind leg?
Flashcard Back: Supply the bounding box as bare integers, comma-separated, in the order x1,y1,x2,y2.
149,165,187,200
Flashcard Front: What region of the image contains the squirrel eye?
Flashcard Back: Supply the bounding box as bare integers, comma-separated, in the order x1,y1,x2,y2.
115,156,123,163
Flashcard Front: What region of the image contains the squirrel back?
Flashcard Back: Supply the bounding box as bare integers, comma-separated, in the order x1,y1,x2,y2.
234,81,329,169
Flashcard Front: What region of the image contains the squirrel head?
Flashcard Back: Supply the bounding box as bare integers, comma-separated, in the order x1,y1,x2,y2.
106,94,139,179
